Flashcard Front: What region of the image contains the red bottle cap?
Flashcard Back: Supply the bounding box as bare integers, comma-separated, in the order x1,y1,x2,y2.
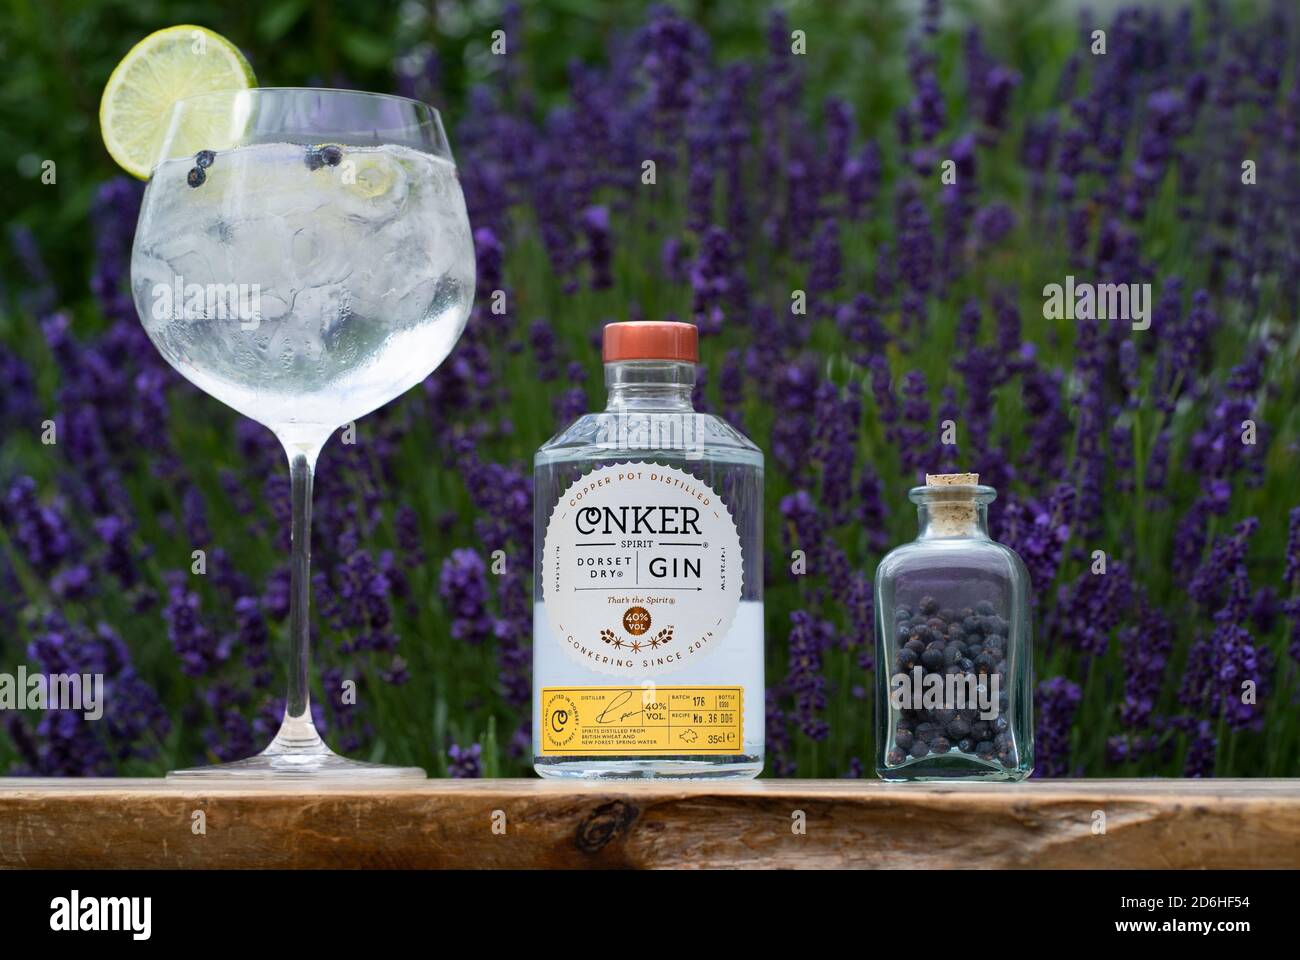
602,321,699,363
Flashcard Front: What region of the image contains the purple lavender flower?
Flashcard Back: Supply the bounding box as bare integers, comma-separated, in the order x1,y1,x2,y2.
857,467,890,553
1,476,75,577
579,204,613,289
1282,598,1300,664
922,0,942,37
16,617,168,774
262,566,291,622
1118,596,1173,729
448,742,483,778
690,227,738,335
867,354,899,428
1035,677,1082,778
686,97,721,234
457,450,532,555
843,141,882,219
979,66,1018,134
836,293,890,361
972,203,1015,249
439,548,494,646
51,564,93,600
90,177,144,323
1053,562,1134,658
896,369,932,474
1283,506,1300,589
719,347,746,427
1183,720,1217,777
395,504,425,567
162,572,224,677
784,610,835,740
473,226,504,301
10,224,58,317
895,184,936,301
333,549,397,651
1189,517,1258,612
0,347,38,432
554,362,590,424
661,236,689,283
779,490,824,566
907,43,947,143
769,359,819,475
995,486,1073,595
764,690,796,777
529,319,560,381
234,596,272,685
807,220,842,322
810,380,859,523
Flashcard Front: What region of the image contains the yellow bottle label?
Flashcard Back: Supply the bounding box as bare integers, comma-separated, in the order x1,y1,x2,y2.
539,686,744,755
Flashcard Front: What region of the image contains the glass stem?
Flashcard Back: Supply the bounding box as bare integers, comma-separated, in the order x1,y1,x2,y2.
267,438,326,755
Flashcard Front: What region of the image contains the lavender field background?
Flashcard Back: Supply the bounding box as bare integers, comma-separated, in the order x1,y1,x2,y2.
1,0,1298,778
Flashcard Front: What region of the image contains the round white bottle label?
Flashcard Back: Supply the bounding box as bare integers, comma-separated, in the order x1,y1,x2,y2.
541,462,743,677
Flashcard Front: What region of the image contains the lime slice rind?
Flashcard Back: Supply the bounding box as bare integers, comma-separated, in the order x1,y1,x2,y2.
99,25,256,179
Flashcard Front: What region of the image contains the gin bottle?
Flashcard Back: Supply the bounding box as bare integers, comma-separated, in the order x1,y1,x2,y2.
533,321,764,778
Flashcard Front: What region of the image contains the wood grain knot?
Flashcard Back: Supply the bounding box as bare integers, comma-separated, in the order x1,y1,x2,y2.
575,800,639,853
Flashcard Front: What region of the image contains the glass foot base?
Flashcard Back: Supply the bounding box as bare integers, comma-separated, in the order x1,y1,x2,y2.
167,752,426,780
167,719,425,780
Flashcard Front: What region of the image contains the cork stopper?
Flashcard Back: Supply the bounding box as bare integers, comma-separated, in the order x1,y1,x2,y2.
925,473,979,536
925,473,979,486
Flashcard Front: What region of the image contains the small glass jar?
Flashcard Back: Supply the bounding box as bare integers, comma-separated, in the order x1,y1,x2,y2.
874,474,1034,781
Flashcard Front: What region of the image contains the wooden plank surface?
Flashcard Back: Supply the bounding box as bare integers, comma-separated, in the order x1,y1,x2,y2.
1,778,1298,869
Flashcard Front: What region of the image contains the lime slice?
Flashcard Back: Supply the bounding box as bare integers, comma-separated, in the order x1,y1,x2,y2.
343,152,402,200
99,25,256,179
